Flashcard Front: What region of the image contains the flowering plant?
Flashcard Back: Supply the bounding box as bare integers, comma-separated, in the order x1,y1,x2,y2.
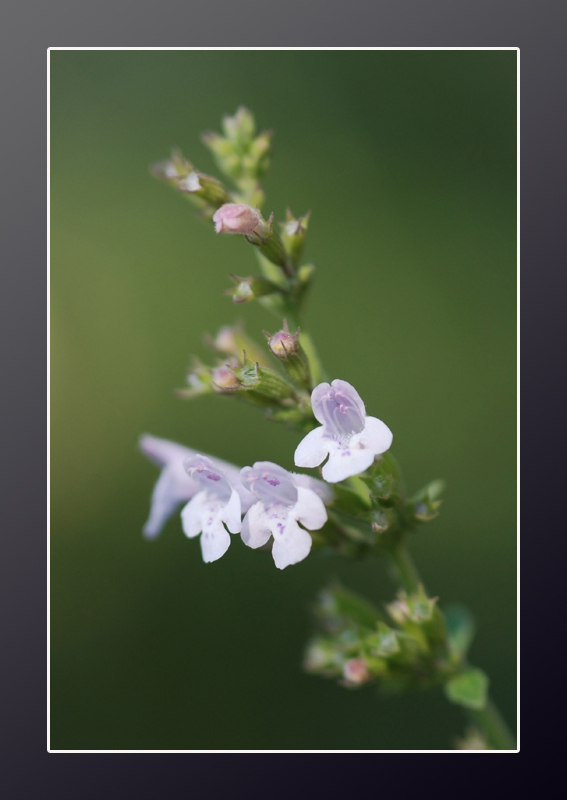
141,107,515,750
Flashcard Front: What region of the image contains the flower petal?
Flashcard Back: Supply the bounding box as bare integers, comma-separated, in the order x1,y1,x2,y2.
351,416,393,455
292,472,334,504
139,434,195,468
241,502,272,549
271,520,312,570
200,515,231,563
294,487,328,531
294,426,329,468
222,488,243,534
143,466,196,539
330,379,366,418
321,444,375,483
310,382,332,426
180,492,207,538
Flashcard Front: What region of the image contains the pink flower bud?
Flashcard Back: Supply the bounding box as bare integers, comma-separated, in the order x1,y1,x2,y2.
211,366,240,392
212,203,267,236
342,658,371,686
267,329,299,358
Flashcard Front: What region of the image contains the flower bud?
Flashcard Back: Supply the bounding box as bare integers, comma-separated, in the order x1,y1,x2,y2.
150,149,192,185
177,171,231,209
342,658,371,687
212,203,270,238
224,274,280,305
222,106,256,144
280,209,311,266
303,639,343,677
456,727,488,750
233,355,296,405
264,320,311,389
211,366,241,392
207,324,270,368
267,328,299,358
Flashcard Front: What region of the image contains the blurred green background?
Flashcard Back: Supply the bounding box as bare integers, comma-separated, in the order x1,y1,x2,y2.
50,50,516,750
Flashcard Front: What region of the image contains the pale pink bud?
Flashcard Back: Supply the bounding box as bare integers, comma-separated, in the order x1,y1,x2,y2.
211,366,240,392
342,658,371,686
212,203,268,237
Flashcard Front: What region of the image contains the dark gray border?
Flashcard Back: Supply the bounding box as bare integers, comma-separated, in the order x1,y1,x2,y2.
1,0,559,774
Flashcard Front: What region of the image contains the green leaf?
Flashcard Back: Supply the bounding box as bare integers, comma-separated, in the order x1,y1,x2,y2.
329,585,382,630
444,604,475,659
445,668,489,710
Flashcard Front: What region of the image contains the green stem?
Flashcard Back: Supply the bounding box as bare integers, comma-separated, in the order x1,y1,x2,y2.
468,697,517,750
297,328,326,385
386,541,515,750
387,541,421,594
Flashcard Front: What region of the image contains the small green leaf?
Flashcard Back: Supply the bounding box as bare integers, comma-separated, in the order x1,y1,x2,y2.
445,668,489,710
329,585,382,630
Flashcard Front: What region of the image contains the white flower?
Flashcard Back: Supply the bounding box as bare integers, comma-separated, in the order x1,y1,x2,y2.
139,434,246,540
240,462,329,570
294,379,393,483
181,455,255,564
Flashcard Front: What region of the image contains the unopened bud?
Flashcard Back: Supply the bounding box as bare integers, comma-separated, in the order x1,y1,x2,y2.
151,149,192,185
178,171,231,209
280,209,311,266
342,658,371,687
234,356,296,403
264,320,311,389
207,324,271,368
201,131,233,157
222,106,256,144
266,326,299,358
387,599,410,625
224,274,280,305
211,366,240,392
303,639,343,677
213,325,239,355
213,203,270,238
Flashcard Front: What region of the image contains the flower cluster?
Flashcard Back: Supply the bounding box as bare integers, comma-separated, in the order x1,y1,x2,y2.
141,376,392,569
137,108,514,751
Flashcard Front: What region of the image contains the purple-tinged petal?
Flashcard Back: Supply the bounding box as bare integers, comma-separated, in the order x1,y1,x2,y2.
139,434,245,538
271,521,312,570
241,462,298,506
321,444,375,483
241,503,272,549
180,493,208,538
139,434,196,468
294,487,328,531
142,469,186,540
200,517,231,563
310,380,365,437
310,382,332,426
351,416,393,456
184,454,232,501
291,472,334,504
294,426,329,468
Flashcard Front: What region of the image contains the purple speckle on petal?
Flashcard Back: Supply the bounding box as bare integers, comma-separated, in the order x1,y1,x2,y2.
265,477,280,487
342,450,351,457
206,473,221,481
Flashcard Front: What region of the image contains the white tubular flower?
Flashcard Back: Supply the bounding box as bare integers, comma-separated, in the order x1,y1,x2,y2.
240,462,328,570
181,455,254,564
139,434,247,540
294,379,393,483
